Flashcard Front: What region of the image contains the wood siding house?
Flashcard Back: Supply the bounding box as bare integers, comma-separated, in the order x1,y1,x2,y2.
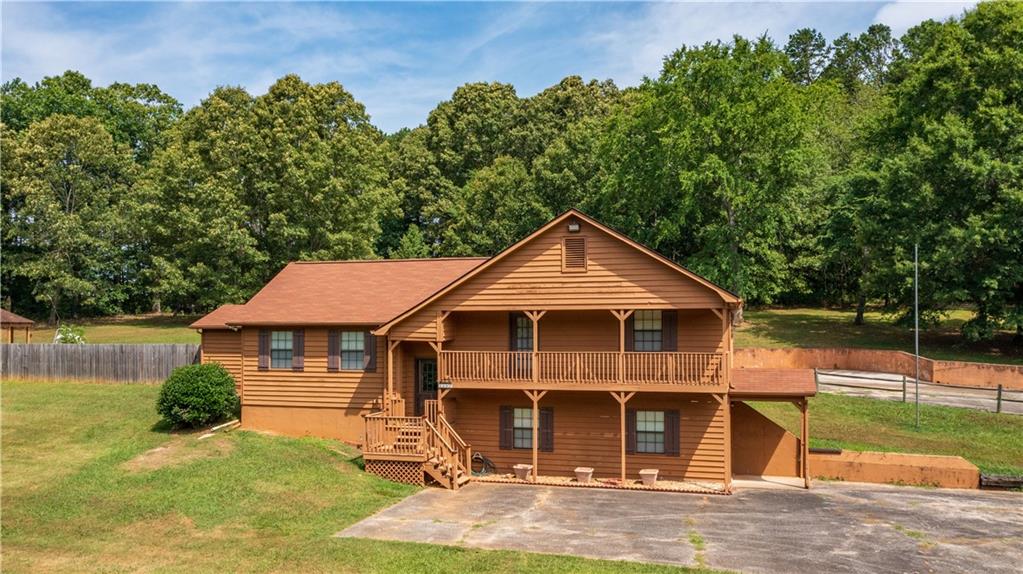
193,210,816,492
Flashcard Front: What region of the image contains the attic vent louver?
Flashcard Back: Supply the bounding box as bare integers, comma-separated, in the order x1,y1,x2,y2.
562,237,587,272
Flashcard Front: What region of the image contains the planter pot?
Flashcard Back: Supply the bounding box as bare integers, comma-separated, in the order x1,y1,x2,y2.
639,469,659,486
574,467,594,483
513,464,533,481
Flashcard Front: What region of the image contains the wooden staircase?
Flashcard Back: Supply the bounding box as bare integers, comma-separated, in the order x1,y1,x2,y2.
362,394,472,490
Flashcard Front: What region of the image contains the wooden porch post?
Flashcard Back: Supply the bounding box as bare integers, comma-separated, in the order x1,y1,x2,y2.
801,399,810,489
386,338,400,397
525,311,546,383
718,394,732,492
611,310,633,383
524,389,547,481
429,341,443,415
611,391,635,482
26,326,32,343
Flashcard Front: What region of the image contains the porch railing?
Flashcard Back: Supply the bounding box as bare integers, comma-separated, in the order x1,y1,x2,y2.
440,350,724,387
363,414,425,457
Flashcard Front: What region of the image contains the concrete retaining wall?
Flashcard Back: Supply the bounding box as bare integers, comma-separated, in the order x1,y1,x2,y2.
734,348,1022,390
809,450,980,489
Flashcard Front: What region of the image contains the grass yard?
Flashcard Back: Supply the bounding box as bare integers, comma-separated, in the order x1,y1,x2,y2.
751,393,1023,476
27,314,200,344
736,307,1023,365
0,381,714,574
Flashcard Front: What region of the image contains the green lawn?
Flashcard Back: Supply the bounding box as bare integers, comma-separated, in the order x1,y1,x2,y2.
736,307,1023,365
1,381,712,574
27,314,200,344
751,393,1023,476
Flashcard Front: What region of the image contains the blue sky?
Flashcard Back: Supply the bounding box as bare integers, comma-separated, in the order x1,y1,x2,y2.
2,1,975,132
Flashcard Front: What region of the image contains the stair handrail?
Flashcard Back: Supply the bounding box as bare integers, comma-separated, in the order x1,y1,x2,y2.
437,414,472,479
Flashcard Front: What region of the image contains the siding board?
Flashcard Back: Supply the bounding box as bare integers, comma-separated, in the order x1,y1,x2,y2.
447,390,726,483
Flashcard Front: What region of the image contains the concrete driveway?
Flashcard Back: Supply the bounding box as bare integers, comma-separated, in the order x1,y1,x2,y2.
337,482,1023,573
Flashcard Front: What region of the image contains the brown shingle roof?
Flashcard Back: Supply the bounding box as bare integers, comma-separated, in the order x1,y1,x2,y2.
189,304,247,330
730,368,817,397
192,258,486,329
0,309,35,326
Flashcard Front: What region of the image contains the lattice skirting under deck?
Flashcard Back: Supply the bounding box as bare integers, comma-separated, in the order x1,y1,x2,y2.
365,460,425,486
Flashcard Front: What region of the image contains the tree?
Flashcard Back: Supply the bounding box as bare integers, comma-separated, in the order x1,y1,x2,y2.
823,24,901,91
785,28,830,85
436,157,550,256
243,75,396,275
388,224,431,259
3,115,136,323
597,36,827,308
858,1,1023,340
139,87,266,312
0,71,181,163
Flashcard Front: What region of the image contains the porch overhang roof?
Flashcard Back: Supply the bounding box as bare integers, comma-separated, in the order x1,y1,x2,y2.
729,368,817,398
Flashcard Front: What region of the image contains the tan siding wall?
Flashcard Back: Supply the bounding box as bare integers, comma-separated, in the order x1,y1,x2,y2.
731,401,800,477
445,309,723,353
677,310,727,353
389,220,728,340
397,341,435,417
201,330,244,394
447,390,726,483
238,327,386,443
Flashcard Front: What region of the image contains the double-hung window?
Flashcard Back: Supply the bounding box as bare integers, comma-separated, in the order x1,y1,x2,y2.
513,314,532,351
635,410,665,454
513,407,533,449
340,331,364,370
633,310,662,352
270,331,293,369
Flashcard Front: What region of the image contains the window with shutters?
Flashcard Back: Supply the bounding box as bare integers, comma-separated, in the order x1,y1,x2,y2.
270,331,293,369
562,237,587,272
633,310,662,352
513,407,532,449
635,410,665,454
340,331,365,370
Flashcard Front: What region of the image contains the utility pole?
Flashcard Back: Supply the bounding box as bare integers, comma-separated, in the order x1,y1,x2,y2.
914,243,920,429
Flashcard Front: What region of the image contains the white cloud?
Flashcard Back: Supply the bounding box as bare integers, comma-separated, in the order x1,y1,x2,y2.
872,1,977,35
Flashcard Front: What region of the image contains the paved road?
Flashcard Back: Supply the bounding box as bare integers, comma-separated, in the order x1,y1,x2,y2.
816,369,1023,415
338,482,1023,574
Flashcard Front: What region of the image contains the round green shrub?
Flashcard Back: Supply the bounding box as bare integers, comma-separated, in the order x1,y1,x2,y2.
157,363,239,428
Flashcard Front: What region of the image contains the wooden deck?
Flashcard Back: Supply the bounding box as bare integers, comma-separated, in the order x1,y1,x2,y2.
439,350,726,392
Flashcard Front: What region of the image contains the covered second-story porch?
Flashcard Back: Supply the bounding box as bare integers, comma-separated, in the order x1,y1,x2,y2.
388,307,733,398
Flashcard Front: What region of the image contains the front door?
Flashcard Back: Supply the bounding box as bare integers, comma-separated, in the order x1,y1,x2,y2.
415,358,438,417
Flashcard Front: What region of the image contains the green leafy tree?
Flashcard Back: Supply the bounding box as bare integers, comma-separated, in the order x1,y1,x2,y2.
139,87,266,312
824,24,901,91
785,28,831,85
597,36,827,308
388,224,431,259
858,1,1023,341
3,115,136,323
0,71,181,163
436,157,550,256
243,75,395,274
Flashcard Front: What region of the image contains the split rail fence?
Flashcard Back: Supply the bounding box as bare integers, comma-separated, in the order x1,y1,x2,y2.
1,343,200,383
815,369,1023,415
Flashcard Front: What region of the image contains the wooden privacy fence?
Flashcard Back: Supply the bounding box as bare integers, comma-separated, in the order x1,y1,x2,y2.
1,344,200,383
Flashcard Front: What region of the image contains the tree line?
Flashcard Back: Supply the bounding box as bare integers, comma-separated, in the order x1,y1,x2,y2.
2,1,1020,343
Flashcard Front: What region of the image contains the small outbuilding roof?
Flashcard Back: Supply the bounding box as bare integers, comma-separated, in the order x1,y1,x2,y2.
191,257,487,329
0,309,35,327
730,368,817,397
